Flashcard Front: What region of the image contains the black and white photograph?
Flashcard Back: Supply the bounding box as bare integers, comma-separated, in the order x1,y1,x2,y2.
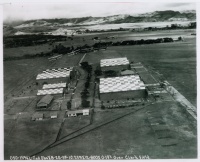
1,0,198,160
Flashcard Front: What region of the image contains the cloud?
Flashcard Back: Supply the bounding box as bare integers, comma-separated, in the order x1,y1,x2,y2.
3,2,196,21
165,3,194,8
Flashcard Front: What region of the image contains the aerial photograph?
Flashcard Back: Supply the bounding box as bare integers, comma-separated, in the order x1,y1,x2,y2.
3,0,197,160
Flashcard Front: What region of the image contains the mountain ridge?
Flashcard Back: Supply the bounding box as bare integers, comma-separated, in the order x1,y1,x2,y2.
4,10,196,28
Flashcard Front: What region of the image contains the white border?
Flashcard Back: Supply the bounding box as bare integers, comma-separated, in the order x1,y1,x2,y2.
0,0,199,161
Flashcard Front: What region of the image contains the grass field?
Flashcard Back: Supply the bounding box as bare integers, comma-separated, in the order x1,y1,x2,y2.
59,115,91,139
35,102,197,159
4,118,63,159
3,44,53,57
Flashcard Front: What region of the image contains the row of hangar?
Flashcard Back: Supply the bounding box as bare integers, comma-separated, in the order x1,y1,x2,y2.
35,57,158,110
35,67,76,109
34,67,90,118
99,57,151,102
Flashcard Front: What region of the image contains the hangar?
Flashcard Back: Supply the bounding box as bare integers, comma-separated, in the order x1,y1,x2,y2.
100,57,130,71
99,75,146,102
36,67,74,86
37,94,53,110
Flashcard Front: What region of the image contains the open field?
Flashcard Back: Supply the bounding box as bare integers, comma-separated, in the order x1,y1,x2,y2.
3,44,53,57
4,58,51,96
4,118,63,159
35,102,197,159
59,115,91,139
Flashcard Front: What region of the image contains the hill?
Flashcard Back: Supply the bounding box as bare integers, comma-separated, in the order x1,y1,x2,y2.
5,10,195,28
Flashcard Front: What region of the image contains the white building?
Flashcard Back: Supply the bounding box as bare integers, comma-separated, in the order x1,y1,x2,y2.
66,109,90,117
99,75,146,101
42,83,67,89
50,112,58,119
36,67,74,86
100,57,129,71
37,88,64,99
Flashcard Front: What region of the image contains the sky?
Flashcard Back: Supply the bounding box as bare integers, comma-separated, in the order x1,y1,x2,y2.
2,1,196,22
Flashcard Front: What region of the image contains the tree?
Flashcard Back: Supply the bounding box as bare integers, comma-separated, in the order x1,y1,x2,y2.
94,69,102,76
80,62,89,69
85,29,90,33
85,81,90,88
67,101,71,110
43,82,48,85
81,89,89,99
101,105,105,109
178,36,183,41
82,100,90,108
104,70,117,77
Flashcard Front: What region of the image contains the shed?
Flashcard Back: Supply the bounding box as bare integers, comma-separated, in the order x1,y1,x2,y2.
121,70,135,76
82,109,90,115
37,94,53,109
32,112,44,121
66,109,90,117
50,111,58,119
66,111,77,117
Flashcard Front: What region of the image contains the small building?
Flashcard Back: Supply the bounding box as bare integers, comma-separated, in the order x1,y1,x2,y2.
82,109,90,115
100,57,129,72
66,109,90,117
37,88,64,100
121,69,135,76
50,111,58,119
32,112,44,121
37,94,53,109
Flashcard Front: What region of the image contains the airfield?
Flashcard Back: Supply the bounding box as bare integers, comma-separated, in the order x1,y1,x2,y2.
4,29,197,159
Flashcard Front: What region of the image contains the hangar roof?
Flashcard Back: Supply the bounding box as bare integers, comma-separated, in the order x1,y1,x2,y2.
43,83,67,89
37,94,53,106
99,75,145,93
121,70,135,76
100,57,129,67
36,67,73,80
67,109,90,115
37,88,64,96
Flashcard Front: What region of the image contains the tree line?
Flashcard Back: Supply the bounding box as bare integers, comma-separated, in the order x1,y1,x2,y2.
4,37,177,61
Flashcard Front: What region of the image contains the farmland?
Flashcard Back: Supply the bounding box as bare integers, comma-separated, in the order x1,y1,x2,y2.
4,28,197,159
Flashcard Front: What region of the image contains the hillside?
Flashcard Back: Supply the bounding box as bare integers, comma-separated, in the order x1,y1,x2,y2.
5,10,195,28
